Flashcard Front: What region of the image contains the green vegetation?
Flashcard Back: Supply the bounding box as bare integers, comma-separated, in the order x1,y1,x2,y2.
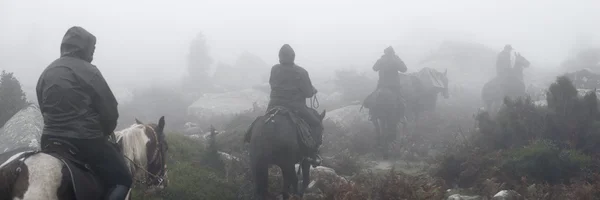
0,70,28,127
131,74,600,200
435,75,600,199
131,133,239,200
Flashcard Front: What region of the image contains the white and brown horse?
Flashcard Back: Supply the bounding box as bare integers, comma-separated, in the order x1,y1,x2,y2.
0,116,168,200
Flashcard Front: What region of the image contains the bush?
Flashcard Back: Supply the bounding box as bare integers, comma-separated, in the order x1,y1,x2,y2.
0,70,28,127
334,169,446,200
435,75,600,191
132,133,238,200
501,139,591,184
201,126,225,171
474,96,547,151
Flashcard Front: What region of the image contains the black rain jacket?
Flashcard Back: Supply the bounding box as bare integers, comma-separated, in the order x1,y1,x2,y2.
36,26,118,139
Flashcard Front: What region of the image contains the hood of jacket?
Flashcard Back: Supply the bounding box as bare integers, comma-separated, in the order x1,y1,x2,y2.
60,26,97,62
279,44,295,65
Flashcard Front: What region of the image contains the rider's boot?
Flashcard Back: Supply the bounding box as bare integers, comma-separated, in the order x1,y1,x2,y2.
105,185,130,200
304,149,322,167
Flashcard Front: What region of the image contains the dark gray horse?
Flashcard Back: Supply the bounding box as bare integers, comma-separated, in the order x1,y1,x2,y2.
363,67,448,159
363,87,406,160
248,107,326,200
482,53,531,113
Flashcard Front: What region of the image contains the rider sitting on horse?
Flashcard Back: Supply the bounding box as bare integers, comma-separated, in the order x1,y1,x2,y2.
496,44,528,82
267,44,322,166
373,46,408,94
364,46,408,113
36,26,132,200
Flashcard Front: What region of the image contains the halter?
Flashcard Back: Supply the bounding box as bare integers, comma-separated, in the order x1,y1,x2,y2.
122,124,167,187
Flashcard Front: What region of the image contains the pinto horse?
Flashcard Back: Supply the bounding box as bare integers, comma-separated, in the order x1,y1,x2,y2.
0,116,168,200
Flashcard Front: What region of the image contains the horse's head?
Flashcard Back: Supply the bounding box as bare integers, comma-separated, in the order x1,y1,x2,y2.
134,116,169,190
440,69,450,99
515,53,530,69
310,109,327,142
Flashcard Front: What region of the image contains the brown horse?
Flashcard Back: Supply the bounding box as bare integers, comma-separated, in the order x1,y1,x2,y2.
0,116,168,200
248,107,326,200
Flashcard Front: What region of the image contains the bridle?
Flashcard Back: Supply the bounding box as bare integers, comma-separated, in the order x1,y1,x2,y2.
122,124,168,187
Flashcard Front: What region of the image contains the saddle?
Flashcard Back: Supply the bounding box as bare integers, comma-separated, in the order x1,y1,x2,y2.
42,138,104,200
363,88,405,116
244,106,319,151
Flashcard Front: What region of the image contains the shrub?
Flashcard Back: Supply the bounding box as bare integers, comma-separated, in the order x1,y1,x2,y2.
201,126,225,171
0,70,28,127
436,75,600,192
132,134,238,200
501,139,591,184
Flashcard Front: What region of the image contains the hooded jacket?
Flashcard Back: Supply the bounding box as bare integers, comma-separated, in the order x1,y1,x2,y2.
36,26,119,139
373,46,407,88
268,44,316,109
496,48,513,77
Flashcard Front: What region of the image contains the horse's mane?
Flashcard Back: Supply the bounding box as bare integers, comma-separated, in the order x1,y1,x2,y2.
115,124,151,177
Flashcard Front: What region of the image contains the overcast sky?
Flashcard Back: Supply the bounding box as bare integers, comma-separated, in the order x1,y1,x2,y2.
1,0,598,91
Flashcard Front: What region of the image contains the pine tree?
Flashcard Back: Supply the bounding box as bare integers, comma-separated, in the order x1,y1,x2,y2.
0,70,28,127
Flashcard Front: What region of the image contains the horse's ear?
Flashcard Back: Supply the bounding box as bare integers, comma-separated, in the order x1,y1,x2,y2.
158,116,165,132
319,110,327,120
135,118,143,124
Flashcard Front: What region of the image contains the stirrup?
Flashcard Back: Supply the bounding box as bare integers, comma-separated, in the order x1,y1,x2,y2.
106,185,129,200
306,155,322,168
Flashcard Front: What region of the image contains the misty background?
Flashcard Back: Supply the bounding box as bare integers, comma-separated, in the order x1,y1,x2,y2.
1,0,599,107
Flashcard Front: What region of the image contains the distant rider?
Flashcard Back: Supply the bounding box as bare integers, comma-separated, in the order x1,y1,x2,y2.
496,44,514,79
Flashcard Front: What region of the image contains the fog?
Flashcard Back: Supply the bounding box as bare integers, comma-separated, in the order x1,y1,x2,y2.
1,0,599,93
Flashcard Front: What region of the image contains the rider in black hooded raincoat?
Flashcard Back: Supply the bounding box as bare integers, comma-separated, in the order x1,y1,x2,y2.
36,26,132,200
267,44,322,166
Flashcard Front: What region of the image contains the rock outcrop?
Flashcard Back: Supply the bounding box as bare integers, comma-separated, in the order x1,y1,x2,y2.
0,104,43,152
324,105,370,129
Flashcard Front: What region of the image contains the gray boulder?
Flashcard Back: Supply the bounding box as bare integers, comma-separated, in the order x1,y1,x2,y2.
187,89,268,119
492,190,523,200
324,105,370,129
0,104,43,152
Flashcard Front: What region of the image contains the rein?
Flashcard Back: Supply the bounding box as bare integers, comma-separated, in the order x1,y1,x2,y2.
310,94,320,109
123,155,164,185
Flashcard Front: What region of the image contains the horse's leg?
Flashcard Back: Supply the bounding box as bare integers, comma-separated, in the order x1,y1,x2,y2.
382,119,390,160
252,162,269,200
281,163,298,199
372,118,381,147
299,160,311,196
389,118,400,160
414,109,420,131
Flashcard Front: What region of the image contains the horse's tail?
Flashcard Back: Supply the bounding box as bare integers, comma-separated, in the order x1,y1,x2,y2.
0,151,36,199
